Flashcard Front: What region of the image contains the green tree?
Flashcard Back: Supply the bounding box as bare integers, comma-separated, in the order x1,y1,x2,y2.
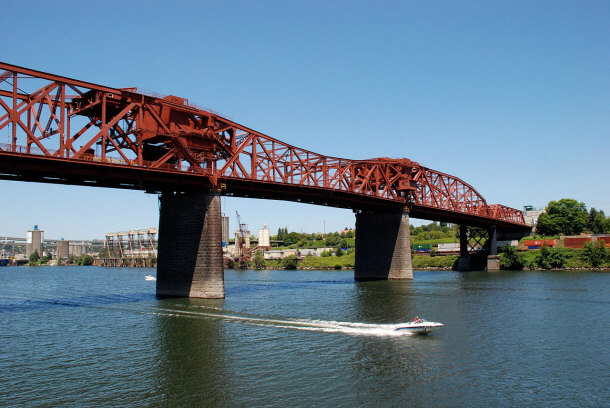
535,245,568,269
581,241,607,267
253,250,266,269
536,199,589,236
81,255,93,266
284,232,301,246
324,234,341,247
589,208,609,234
588,208,598,231
499,245,524,270
276,227,288,242
28,250,40,264
98,247,116,259
282,255,298,269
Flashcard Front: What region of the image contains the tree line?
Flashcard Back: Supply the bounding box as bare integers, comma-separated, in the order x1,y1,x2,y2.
273,227,354,249
536,198,609,236
273,221,460,248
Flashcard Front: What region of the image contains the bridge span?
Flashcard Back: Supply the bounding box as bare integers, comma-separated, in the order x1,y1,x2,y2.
0,62,530,298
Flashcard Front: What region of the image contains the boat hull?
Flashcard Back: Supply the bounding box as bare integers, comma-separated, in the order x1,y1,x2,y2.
394,322,443,334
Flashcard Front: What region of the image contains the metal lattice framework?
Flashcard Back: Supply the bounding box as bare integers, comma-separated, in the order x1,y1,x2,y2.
0,62,526,229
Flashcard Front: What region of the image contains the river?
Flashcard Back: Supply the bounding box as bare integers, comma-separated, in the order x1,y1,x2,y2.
0,266,608,407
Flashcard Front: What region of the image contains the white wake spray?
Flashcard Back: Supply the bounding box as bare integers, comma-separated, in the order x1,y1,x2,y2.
150,306,412,337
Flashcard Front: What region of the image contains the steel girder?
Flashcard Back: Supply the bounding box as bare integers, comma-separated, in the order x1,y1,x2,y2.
0,62,526,229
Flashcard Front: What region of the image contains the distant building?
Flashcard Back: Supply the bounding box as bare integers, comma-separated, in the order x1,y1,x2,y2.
523,205,545,232
221,215,230,246
26,226,43,258
264,247,335,260
57,239,70,261
235,230,250,248
70,243,87,257
258,224,270,248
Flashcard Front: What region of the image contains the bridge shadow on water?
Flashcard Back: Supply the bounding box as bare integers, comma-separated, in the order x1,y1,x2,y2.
151,297,233,407
226,277,354,296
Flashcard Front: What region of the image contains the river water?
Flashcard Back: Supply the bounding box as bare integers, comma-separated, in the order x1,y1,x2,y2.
0,266,608,407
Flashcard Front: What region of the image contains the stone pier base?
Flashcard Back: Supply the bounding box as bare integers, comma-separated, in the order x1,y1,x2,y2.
457,256,472,271
156,190,224,298
486,255,501,271
354,209,413,280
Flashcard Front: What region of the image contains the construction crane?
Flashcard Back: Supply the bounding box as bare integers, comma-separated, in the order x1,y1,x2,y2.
235,211,250,269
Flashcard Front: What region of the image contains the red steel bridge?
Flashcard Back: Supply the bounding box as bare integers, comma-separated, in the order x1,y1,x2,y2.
0,62,526,231
0,62,530,297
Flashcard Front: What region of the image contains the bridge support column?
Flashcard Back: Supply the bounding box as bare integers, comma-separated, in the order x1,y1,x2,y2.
457,224,471,271
354,208,413,281
156,190,224,298
486,225,500,271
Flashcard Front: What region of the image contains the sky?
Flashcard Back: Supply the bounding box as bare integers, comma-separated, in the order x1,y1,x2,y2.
1,0,608,240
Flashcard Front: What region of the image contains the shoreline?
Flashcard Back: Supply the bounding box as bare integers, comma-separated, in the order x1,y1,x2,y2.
5,264,609,272
247,266,610,272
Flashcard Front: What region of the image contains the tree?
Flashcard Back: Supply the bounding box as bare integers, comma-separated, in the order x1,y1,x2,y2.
284,232,301,246
276,227,288,242
253,250,266,269
536,199,589,236
588,208,599,231
282,255,298,269
28,250,40,264
324,234,341,247
589,208,609,234
581,241,607,267
535,245,568,269
98,247,116,259
499,245,524,270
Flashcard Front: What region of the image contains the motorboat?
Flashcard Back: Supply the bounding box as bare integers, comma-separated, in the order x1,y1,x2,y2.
144,275,156,281
394,317,443,334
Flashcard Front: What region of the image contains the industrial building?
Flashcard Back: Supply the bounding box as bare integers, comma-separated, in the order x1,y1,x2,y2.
523,205,545,232
101,228,158,266
1,226,103,264
25,226,44,258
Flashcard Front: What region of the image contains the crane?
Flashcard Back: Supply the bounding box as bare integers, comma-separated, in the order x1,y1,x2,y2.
235,211,250,268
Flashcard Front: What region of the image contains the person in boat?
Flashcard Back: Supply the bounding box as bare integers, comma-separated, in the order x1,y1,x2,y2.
414,317,420,323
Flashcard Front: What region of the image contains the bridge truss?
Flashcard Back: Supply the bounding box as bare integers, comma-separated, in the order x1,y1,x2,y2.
0,62,526,230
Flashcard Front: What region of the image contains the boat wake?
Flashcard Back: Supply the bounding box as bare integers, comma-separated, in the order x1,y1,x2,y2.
149,306,413,337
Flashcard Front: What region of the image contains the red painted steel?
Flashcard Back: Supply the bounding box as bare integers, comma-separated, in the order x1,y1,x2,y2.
0,62,527,229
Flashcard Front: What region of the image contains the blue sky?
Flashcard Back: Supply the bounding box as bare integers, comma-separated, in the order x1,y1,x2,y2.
1,0,608,240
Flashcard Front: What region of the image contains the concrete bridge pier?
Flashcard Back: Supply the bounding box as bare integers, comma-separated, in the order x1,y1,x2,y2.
486,225,500,270
354,207,413,281
457,225,472,271
156,190,225,298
